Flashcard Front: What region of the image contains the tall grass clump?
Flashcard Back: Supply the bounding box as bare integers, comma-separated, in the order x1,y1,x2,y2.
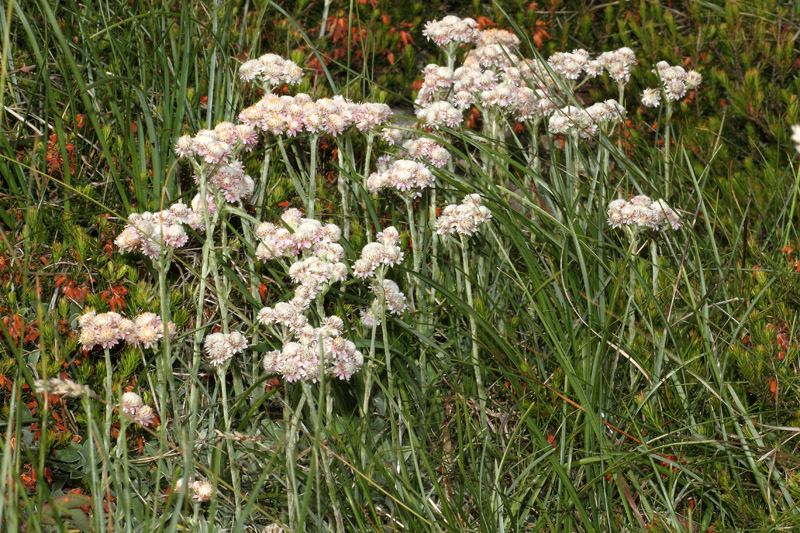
3,1,800,531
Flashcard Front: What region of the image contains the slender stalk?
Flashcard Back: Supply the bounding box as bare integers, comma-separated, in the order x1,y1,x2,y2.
218,365,241,517
663,99,673,198
363,132,375,237
403,196,421,307
336,140,351,239
461,236,487,427
286,390,306,527
308,134,318,218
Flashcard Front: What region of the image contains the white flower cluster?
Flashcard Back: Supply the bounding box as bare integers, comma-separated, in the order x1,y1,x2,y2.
260,313,364,382
792,125,800,154
367,159,435,197
203,331,248,367
115,195,219,258
463,42,520,70
422,16,480,47
436,194,492,236
256,211,346,308
174,478,214,503
597,47,637,84
548,49,601,81
607,195,683,231
254,208,342,262
288,255,348,308
477,29,520,48
381,127,406,146
78,311,176,351
174,121,258,164
361,279,407,327
120,391,156,427
34,378,90,398
642,61,702,106
200,161,255,204
352,227,404,279
402,137,451,168
238,53,304,87
415,100,463,129
239,93,392,136
415,64,454,107
548,100,626,138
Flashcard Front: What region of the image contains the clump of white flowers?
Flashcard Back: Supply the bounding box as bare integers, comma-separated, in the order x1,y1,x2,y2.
119,391,156,427
548,100,625,139
352,227,408,327
402,137,451,168
77,311,176,351
352,227,404,279
238,53,304,87
791,125,800,154
203,331,249,367
415,100,463,129
238,93,392,137
367,159,435,197
115,208,191,259
254,208,342,261
189,480,214,503
260,311,364,382
34,378,91,398
597,47,637,85
361,279,408,328
174,121,257,163
548,49,596,81
607,195,682,231
422,16,480,47
642,61,702,106
436,194,492,236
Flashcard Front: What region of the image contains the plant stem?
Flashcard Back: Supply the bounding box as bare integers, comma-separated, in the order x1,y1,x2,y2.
663,99,673,198
461,236,487,427
308,134,318,218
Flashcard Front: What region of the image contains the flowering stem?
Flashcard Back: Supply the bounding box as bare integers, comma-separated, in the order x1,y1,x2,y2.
360,310,378,467
403,196,421,307
319,0,333,38
377,267,401,478
302,379,344,533
363,132,375,237
157,254,178,422
103,347,113,451
285,389,306,527
308,134,318,218
623,230,639,355
663,99,673,198
336,140,351,240
218,365,242,518
461,236,487,427
255,150,271,220
429,187,439,290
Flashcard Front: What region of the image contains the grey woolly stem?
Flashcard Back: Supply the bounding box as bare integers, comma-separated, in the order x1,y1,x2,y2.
461,235,487,427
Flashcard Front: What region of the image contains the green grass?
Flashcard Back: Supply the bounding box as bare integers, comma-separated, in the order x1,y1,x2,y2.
2,1,800,531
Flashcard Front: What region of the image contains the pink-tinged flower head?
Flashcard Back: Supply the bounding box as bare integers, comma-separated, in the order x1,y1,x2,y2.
422,16,480,47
